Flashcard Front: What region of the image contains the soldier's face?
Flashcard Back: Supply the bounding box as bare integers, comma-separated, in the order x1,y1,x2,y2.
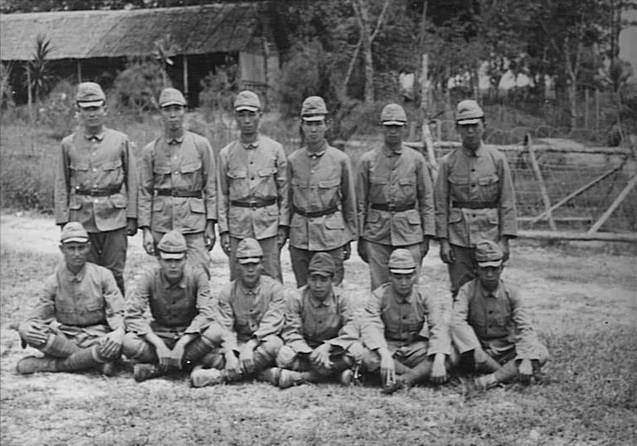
78,104,106,130
390,271,416,297
235,110,261,136
477,264,502,291
382,124,405,147
60,241,90,271
302,119,327,145
237,261,262,288
457,121,484,151
160,104,185,132
159,256,186,282
308,273,332,301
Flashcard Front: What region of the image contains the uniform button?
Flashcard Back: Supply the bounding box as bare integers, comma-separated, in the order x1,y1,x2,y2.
251,177,255,181
472,184,476,187
174,171,179,175
93,168,97,172
250,161,254,164
402,315,407,319
472,213,476,218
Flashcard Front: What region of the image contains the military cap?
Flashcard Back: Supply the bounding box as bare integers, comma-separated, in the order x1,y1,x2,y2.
455,99,484,125
157,230,187,259
236,237,263,264
159,88,186,108
234,90,261,112
301,96,327,121
308,252,336,277
388,249,417,274
76,82,105,108
381,103,407,126
60,222,89,244
475,240,503,267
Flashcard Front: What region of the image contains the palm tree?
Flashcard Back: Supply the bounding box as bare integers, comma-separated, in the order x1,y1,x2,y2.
152,34,179,87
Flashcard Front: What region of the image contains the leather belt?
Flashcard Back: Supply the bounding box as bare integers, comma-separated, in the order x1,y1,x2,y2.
230,198,276,208
371,202,416,212
75,186,121,197
451,200,497,209
155,189,202,198
293,205,338,218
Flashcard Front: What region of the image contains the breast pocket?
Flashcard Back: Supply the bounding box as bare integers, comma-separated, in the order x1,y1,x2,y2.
398,177,416,200
369,176,388,198
257,167,277,197
318,178,340,206
228,168,248,198
448,175,470,199
70,162,90,186
478,175,500,200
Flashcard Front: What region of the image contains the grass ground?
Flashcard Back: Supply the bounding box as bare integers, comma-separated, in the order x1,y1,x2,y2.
0,214,635,445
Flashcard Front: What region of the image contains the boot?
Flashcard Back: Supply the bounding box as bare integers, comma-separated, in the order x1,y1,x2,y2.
55,347,101,372
182,337,214,370
475,360,518,390
133,363,163,382
475,354,502,374
257,367,281,386
278,370,312,389
190,365,226,388
16,356,58,374
100,361,118,377
40,334,77,358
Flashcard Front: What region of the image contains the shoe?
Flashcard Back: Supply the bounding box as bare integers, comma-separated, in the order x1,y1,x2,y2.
339,369,354,386
190,367,225,388
100,361,118,377
474,373,498,390
133,363,162,382
257,367,281,386
277,370,306,389
381,377,406,395
16,356,58,374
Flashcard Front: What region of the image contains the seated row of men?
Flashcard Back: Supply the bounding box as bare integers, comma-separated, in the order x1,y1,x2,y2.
16,222,548,393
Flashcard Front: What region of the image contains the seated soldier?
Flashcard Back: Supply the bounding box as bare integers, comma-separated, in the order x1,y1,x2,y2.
16,222,124,375
360,249,454,394
121,230,219,382
190,238,286,387
274,252,364,388
452,240,549,389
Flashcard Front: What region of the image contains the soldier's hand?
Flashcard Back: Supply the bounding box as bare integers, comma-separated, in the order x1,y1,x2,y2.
429,353,447,384
22,321,49,346
99,328,124,360
379,349,396,387
239,343,256,375
518,358,533,384
224,352,242,380
142,228,155,256
473,347,489,366
220,233,231,256
342,242,351,261
155,343,173,372
309,343,332,370
357,239,369,263
204,222,216,251
276,227,289,250
126,218,138,237
439,239,454,264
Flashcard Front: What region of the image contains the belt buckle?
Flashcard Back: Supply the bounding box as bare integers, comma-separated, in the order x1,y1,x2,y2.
171,190,179,197
89,188,101,196
248,200,259,208
387,203,396,211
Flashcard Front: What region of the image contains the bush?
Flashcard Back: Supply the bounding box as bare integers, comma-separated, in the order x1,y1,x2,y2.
35,79,77,139
198,65,238,122
111,58,166,117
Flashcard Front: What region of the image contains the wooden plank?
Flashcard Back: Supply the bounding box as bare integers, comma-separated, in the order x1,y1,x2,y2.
519,229,637,243
417,141,632,156
587,173,637,234
527,135,557,230
519,216,593,223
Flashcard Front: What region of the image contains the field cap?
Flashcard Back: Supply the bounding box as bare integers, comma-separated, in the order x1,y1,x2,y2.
159,88,186,108
308,252,336,277
60,222,89,244
76,82,105,108
157,230,187,259
381,103,407,126
234,90,261,112
475,240,503,267
301,96,327,121
455,99,484,125
388,249,416,274
236,238,263,264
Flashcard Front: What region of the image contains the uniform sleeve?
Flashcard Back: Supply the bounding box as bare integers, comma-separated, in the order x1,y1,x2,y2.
137,142,155,228
508,287,546,360
54,140,70,226
281,291,313,354
124,270,153,335
326,295,360,350
355,156,370,237
200,138,217,222
216,147,230,234
416,154,436,237
360,291,388,351
341,154,358,241
434,157,450,239
123,138,138,220
423,293,452,356
102,268,125,331
185,271,216,334
275,144,290,227
253,282,286,341
214,285,239,353
451,283,482,354
498,154,517,238
26,275,58,323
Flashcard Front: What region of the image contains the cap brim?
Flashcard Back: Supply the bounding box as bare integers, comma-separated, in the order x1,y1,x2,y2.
477,260,503,267
457,118,482,125
309,270,333,277
302,115,326,122
77,100,104,108
238,257,261,264
62,237,89,243
383,121,406,126
235,105,259,112
389,267,416,274
159,251,186,260
161,101,185,107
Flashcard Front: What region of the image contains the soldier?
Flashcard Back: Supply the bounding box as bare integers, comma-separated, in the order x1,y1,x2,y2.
360,249,454,394
217,90,288,281
139,87,216,277
189,238,286,387
451,240,549,389
287,96,357,287
273,253,363,388
356,103,435,290
121,230,219,382
16,222,124,375
435,99,517,298
54,82,137,295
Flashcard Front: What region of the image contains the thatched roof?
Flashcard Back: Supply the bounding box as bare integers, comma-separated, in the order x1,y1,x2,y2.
0,3,268,61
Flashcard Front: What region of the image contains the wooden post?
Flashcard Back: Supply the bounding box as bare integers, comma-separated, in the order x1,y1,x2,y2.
526,134,557,230
588,173,637,234
584,88,589,129
595,89,600,136
77,60,82,83
26,62,32,124
420,53,429,112
183,55,188,100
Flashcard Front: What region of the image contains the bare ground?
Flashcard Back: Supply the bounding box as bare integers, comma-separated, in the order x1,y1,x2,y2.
1,213,636,445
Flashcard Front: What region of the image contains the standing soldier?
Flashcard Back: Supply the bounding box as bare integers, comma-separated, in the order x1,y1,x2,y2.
55,82,137,295
217,90,288,281
435,99,517,298
138,87,217,277
356,103,435,290
287,96,357,287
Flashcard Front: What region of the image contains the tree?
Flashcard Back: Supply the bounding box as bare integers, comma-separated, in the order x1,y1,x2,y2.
152,34,179,87
25,34,54,121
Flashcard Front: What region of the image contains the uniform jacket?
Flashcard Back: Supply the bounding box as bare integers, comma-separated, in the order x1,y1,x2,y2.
55,127,138,232
138,131,217,234
356,144,435,245
217,134,289,239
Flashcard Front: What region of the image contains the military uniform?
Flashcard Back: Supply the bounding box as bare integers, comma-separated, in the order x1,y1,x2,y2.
139,88,217,277
435,100,517,297
54,82,137,294
218,90,289,281
356,104,435,289
287,96,357,287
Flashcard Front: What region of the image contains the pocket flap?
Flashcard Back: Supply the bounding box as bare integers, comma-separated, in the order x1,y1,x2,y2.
228,169,247,179
407,210,421,224
319,178,340,188
258,168,277,177
181,161,202,173
448,176,469,185
190,199,205,213
110,193,127,208
153,165,171,175
370,176,388,185
478,175,499,186
399,178,414,185
449,208,463,223
70,162,89,171
325,213,344,229
102,159,122,170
